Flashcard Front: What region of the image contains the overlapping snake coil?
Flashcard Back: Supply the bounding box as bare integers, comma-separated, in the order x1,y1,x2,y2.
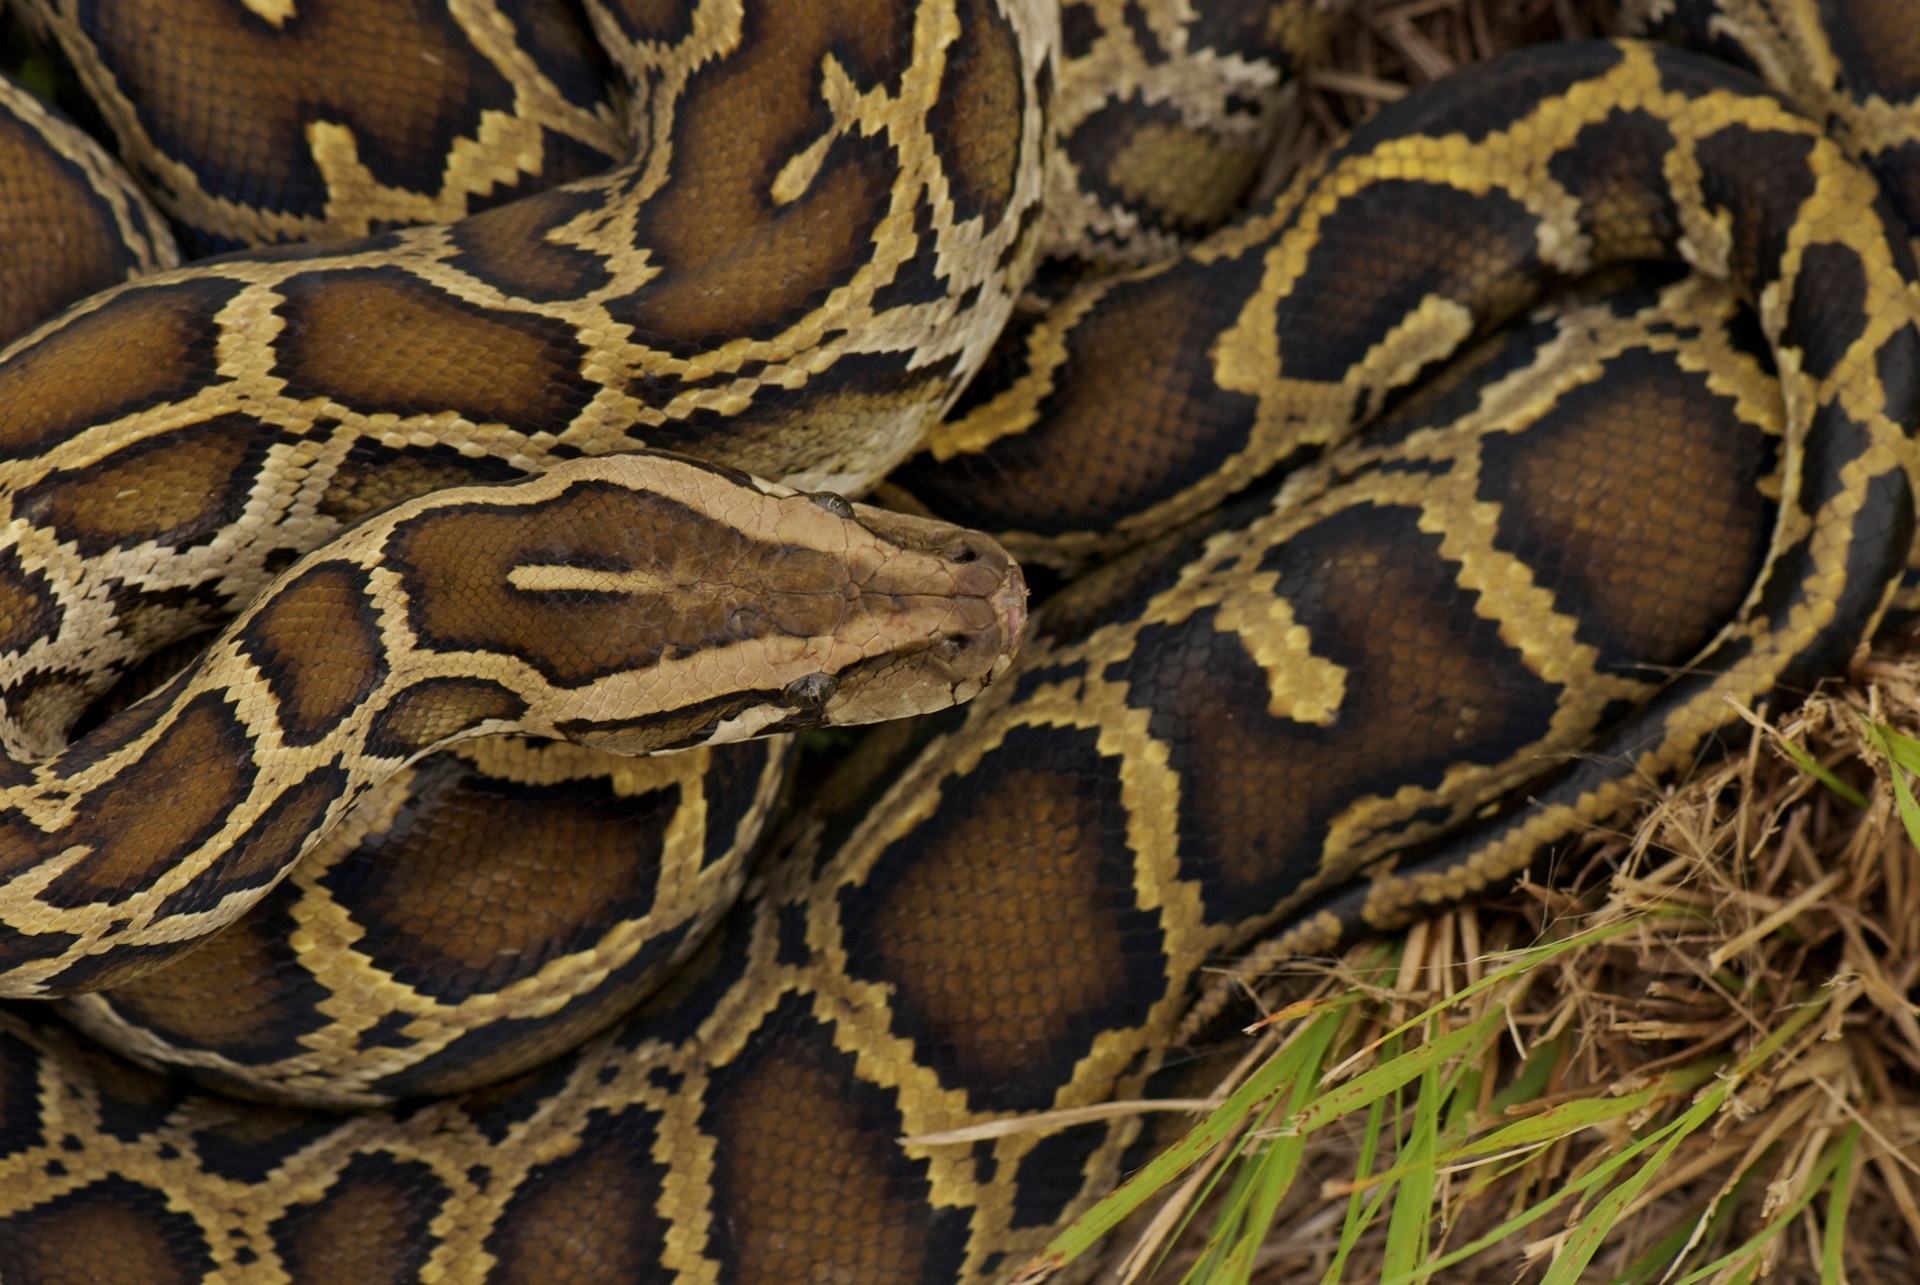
0,0,1915,1281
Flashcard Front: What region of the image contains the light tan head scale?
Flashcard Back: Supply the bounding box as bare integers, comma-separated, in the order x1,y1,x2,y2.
356,452,1028,759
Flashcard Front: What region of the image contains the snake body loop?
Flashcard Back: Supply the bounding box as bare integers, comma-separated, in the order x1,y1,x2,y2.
0,2,1916,1282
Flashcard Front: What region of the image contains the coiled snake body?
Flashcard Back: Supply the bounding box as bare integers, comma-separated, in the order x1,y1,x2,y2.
0,1,1916,1281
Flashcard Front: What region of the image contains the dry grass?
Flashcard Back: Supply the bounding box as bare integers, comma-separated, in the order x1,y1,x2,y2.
1028,642,1920,1285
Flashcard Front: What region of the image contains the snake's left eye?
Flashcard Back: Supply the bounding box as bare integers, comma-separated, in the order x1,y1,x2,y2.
784,671,837,708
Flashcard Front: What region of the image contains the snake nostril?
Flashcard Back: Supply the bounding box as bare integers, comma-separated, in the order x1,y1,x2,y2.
944,542,980,565
939,633,971,656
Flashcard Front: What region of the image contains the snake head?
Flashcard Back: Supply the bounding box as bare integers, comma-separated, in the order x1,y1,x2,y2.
428,455,1030,758
783,501,1029,729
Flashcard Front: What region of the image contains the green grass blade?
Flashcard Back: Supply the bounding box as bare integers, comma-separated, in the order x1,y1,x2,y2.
1207,1015,1342,1283
1775,731,1868,808
1871,722,1920,774
1024,1000,1360,1270
1662,1125,1856,1285
1380,1057,1444,1280
1868,724,1920,851
1382,992,1830,1285
1183,1151,1265,1285
1296,1014,1499,1136
1538,1098,1707,1283
1452,1060,1722,1161
1320,1044,1397,1285
1820,1125,1859,1285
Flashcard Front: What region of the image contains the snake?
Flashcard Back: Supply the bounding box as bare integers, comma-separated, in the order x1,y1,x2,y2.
0,0,1916,1281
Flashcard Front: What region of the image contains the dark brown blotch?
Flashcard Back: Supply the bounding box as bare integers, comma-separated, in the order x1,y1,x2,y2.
1823,0,1920,102
153,763,350,917
1785,243,1870,383
78,0,579,247
612,0,912,350
316,757,671,1004
895,254,1260,535
598,0,696,44
69,1036,187,1144
1546,108,1681,262
699,993,968,1284
0,101,144,350
273,268,591,427
838,722,1167,1112
365,678,528,759
268,1153,449,1285
448,187,613,304
0,1175,213,1285
483,1108,669,1283
318,438,526,525
13,415,276,557
1062,94,1263,240
238,562,388,746
1863,142,1920,250
0,920,81,982
1111,506,1563,918
185,1111,338,1188
698,738,780,870
0,1027,47,1159
1282,179,1550,385
927,0,1025,230
36,692,257,915
0,277,238,461
1694,124,1818,291
1480,348,1776,673
375,918,695,1099
92,893,334,1066
492,0,621,112
0,548,62,657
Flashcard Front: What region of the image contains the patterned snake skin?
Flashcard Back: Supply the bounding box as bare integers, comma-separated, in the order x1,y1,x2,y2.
0,1,1917,1282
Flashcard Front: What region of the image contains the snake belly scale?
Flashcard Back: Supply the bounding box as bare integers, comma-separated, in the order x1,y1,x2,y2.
0,1,1915,1282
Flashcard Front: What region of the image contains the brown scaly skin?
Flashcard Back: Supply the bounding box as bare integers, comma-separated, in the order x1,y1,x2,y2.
1628,0,1920,250
0,73,174,349
1040,0,1335,269
0,0,1053,1121
8,0,629,257
892,38,1920,575
0,0,1055,649
60,732,801,1107
1625,0,1920,618
0,7,1917,1285
0,452,1026,1000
